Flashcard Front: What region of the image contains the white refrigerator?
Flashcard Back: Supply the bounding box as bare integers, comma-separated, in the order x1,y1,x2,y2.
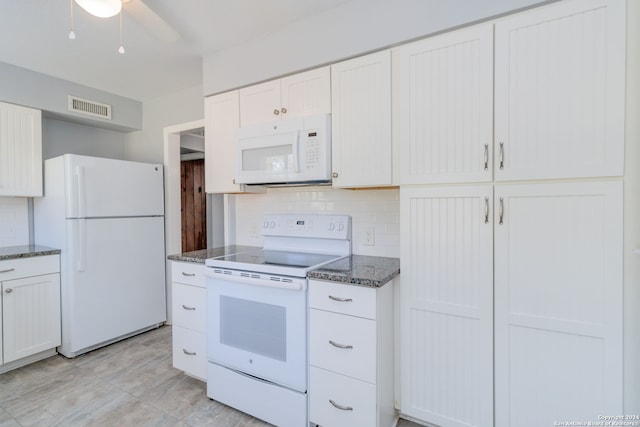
34,154,166,358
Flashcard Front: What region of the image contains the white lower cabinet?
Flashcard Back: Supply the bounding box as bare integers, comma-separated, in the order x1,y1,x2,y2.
308,279,396,427
171,261,207,380
0,255,61,372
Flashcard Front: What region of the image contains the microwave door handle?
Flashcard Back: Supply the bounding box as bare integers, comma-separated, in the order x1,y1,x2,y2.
291,131,300,172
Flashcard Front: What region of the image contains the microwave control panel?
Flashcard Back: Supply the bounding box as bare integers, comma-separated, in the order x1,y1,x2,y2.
304,130,321,169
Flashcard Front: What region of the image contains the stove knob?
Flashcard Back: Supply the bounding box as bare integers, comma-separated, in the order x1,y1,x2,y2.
269,221,276,229
263,221,269,229
337,223,344,231
328,222,336,231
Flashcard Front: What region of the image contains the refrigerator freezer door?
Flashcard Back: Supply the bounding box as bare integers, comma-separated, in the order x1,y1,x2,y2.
64,154,164,218
59,216,166,357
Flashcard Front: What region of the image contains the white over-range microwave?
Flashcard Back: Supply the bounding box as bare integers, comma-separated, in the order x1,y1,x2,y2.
235,114,331,186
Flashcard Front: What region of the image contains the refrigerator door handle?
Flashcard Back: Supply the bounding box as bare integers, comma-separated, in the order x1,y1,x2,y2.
77,219,86,272
75,166,86,218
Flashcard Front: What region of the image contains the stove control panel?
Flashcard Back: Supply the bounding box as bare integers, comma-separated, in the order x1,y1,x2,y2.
262,214,351,240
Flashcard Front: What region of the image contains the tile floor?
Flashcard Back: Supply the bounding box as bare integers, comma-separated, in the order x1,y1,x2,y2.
0,326,422,427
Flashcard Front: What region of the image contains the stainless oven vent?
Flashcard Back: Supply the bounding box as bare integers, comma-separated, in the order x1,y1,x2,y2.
68,96,112,120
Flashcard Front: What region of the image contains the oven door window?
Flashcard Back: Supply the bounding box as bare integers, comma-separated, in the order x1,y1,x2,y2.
220,296,286,362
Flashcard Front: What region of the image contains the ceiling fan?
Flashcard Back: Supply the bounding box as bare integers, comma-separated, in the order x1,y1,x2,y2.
71,0,180,50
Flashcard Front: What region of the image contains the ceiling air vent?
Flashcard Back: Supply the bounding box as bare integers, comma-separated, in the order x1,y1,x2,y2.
68,96,112,120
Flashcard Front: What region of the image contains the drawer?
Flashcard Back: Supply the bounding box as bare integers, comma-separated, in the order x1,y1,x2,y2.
171,261,205,287
0,255,59,282
172,325,206,381
309,279,376,319
172,283,206,332
309,309,376,383
309,366,376,427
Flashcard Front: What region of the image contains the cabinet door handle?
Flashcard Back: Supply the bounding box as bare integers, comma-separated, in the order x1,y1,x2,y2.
273,109,280,115
281,107,287,114
0,268,15,274
182,349,196,356
484,144,489,171
5,288,13,294
329,340,353,350
499,142,505,170
484,197,490,224
329,400,353,411
499,197,504,225
182,304,196,311
332,172,339,179
181,272,196,277
328,295,352,303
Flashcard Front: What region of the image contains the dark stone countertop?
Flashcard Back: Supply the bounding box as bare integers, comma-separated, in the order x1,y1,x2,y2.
308,255,400,288
167,245,259,264
0,245,61,261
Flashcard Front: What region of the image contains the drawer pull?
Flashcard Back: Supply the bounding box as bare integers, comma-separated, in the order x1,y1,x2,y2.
0,268,16,274
181,272,196,277
182,349,196,356
182,304,196,311
5,288,13,294
328,295,353,303
329,399,353,411
329,340,353,350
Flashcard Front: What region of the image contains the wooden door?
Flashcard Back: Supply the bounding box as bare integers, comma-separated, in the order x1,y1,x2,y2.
494,181,623,426
181,159,206,252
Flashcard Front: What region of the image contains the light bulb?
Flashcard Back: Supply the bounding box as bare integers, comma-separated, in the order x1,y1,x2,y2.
118,45,125,54
68,30,76,40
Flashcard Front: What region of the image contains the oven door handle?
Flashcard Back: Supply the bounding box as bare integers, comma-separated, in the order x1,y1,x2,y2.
205,271,305,291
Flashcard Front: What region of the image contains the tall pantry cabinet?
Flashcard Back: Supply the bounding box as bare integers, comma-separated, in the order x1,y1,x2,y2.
397,1,626,426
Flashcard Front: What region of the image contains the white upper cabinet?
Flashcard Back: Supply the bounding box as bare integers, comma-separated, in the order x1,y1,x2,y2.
0,102,43,197
331,50,393,188
395,24,494,185
494,0,625,181
239,67,331,126
205,91,260,194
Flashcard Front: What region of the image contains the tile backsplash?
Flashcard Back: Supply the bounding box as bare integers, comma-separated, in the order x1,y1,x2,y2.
0,197,30,247
231,186,400,257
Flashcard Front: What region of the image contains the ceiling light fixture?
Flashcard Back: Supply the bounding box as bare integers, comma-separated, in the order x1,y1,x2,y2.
74,0,122,18
67,0,126,54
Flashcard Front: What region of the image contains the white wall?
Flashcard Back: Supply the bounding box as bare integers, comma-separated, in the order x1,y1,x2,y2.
231,186,399,258
42,118,126,160
126,84,204,163
203,0,552,94
0,198,29,247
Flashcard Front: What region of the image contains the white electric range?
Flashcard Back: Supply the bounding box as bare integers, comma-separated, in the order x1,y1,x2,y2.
205,213,352,427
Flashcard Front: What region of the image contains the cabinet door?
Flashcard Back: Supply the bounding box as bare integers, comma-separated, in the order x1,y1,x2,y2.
2,273,61,363
400,186,494,427
494,181,623,426
239,80,281,126
280,66,331,120
0,102,43,197
395,24,493,185
205,91,244,193
331,51,392,187
494,0,625,181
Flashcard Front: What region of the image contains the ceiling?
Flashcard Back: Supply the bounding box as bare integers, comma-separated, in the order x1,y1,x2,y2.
0,0,352,102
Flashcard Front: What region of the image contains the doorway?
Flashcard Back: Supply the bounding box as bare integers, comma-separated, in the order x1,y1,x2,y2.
181,157,206,252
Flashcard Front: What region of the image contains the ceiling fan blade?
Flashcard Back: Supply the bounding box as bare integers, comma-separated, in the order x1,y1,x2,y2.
123,0,181,44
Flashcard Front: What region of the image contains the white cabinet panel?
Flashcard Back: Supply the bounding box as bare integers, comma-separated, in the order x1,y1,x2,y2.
395,24,493,185
240,67,330,126
2,273,61,363
400,186,493,427
172,283,206,333
494,181,623,426
0,102,42,197
331,50,393,188
494,0,625,181
308,279,377,319
172,325,206,381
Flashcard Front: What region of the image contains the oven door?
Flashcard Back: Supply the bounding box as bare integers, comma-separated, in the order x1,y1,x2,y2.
205,269,308,393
